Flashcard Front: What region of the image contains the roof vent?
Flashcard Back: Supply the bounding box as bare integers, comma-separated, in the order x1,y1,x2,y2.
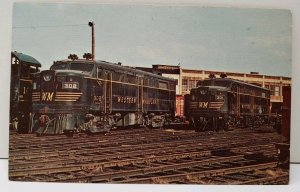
209,74,216,79
220,73,227,78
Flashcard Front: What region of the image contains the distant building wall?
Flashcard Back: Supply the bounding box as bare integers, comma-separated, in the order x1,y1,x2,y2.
180,68,291,103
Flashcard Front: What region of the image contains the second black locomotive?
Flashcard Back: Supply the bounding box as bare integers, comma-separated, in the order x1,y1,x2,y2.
185,77,271,131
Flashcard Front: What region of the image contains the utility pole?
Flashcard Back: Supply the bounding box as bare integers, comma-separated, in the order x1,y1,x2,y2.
88,21,95,60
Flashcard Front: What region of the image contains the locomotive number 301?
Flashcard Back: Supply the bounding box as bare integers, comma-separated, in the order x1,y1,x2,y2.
63,82,79,89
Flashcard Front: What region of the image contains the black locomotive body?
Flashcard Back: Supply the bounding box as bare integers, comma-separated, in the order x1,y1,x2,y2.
186,78,271,131
10,51,41,133
30,59,176,135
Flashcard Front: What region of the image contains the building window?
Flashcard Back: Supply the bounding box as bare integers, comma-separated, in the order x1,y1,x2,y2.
182,79,188,92
266,85,280,96
188,80,197,90
182,79,199,93
274,86,280,96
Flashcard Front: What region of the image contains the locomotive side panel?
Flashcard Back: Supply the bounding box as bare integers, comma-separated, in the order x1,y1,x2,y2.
10,52,41,133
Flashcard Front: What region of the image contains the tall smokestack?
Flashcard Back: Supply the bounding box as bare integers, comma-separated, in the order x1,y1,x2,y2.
88,21,95,60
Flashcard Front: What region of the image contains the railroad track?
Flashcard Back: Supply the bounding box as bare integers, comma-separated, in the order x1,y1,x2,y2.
9,127,288,184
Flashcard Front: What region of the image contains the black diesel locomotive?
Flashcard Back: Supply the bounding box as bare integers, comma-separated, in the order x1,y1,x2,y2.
29,59,176,135
10,51,41,133
185,77,271,131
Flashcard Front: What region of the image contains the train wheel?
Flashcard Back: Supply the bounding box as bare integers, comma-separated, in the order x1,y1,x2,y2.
213,117,219,132
195,117,208,132
194,120,202,132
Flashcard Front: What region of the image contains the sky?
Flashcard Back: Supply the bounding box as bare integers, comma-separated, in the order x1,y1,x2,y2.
12,3,292,77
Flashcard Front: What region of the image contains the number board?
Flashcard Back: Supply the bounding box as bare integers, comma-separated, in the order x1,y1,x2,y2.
62,82,79,90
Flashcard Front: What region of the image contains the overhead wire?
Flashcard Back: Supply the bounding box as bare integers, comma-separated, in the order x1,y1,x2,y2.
12,24,88,29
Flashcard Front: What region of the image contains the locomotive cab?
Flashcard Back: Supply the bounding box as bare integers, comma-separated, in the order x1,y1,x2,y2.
31,61,94,135
189,86,228,111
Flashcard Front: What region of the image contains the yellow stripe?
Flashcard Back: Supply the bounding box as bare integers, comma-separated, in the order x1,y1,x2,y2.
20,79,32,82
55,95,81,97
56,92,82,94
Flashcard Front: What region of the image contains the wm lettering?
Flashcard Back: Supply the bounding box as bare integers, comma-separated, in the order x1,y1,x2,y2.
42,92,54,101
198,102,208,108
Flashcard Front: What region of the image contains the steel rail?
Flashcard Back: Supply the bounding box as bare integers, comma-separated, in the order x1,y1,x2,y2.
121,162,279,184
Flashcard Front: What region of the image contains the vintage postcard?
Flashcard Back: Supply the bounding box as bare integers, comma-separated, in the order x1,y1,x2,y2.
9,3,291,184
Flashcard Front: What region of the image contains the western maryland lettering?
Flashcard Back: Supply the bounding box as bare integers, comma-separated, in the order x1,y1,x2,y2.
198,102,209,108
117,96,137,104
189,101,224,109
143,98,159,105
116,96,159,105
41,92,54,101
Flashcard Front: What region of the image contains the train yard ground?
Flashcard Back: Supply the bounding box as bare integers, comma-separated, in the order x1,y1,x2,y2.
9,127,289,184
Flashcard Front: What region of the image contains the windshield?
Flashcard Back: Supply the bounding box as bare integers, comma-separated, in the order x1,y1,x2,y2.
70,63,94,72
191,88,225,102
50,62,94,72
50,63,68,70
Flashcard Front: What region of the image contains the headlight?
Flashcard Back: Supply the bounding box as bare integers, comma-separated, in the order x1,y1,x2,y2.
43,73,53,81
33,82,37,90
